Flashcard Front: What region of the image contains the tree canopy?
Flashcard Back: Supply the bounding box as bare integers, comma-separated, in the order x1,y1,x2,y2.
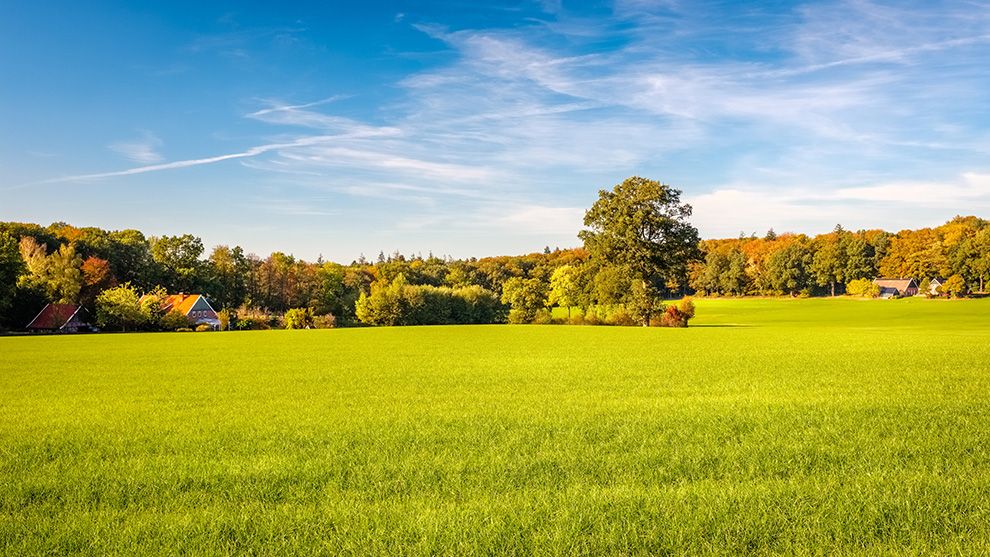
579,177,701,324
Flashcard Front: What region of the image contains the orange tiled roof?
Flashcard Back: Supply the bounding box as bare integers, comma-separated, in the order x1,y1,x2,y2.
162,294,200,315
138,293,203,315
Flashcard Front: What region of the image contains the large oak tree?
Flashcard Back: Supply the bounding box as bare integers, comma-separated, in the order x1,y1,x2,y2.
579,177,701,325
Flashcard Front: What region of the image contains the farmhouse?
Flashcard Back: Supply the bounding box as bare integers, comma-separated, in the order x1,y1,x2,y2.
928,278,945,296
140,293,220,328
26,303,95,333
873,278,919,298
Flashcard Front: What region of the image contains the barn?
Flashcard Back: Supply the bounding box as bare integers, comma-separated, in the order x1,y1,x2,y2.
873,278,919,298
26,304,95,333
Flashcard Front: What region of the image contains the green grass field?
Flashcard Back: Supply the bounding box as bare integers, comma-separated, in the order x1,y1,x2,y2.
2,298,990,555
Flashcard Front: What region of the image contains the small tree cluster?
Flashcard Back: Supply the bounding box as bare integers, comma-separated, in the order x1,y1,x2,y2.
356,275,506,326
501,277,549,324
95,283,197,331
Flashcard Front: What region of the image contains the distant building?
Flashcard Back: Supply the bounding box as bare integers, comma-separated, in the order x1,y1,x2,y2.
26,304,95,333
873,278,919,298
139,293,220,328
928,278,945,296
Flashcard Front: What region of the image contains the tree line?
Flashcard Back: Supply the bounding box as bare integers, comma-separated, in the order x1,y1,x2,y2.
689,216,989,298
1,177,987,331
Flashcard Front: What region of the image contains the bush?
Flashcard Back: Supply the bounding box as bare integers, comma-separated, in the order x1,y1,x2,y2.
195,324,212,332
235,317,270,330
846,278,880,298
676,297,696,318
659,297,697,328
507,308,531,324
605,309,637,327
284,308,315,329
582,312,603,326
531,309,554,325
160,310,191,331
313,314,336,329
217,308,232,331
233,306,275,330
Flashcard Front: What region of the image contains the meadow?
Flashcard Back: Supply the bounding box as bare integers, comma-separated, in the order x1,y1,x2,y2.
2,297,990,555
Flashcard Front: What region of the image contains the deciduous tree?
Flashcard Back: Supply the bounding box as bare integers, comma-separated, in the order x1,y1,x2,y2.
579,177,700,325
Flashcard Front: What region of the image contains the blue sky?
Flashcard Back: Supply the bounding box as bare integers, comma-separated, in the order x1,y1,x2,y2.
3,0,990,261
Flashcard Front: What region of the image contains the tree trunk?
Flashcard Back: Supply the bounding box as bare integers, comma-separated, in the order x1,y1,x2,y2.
831,281,835,297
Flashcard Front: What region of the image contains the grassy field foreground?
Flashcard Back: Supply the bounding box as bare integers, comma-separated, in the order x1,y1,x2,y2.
2,298,990,554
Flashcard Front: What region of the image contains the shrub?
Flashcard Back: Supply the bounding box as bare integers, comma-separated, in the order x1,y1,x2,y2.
233,306,275,330
605,309,637,327
195,324,212,332
160,310,191,331
235,317,270,331
507,308,531,324
284,308,315,329
532,309,554,325
217,308,232,331
846,279,880,298
676,297,696,319
659,297,697,328
660,306,688,327
313,314,336,329
582,312,602,326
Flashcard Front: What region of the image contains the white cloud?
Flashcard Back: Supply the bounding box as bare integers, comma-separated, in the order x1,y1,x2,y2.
30,0,990,255
833,172,990,204
688,172,990,238
493,204,585,235
108,132,163,164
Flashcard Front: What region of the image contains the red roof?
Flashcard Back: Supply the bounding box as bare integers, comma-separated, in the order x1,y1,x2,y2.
26,304,86,330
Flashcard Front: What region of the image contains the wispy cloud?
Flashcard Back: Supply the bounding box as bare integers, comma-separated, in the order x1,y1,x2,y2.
26,0,990,250
109,131,164,164
43,135,338,184
689,172,990,238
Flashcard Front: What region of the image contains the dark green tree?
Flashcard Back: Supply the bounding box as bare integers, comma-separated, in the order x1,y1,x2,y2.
579,177,700,325
0,232,24,320
150,234,204,292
